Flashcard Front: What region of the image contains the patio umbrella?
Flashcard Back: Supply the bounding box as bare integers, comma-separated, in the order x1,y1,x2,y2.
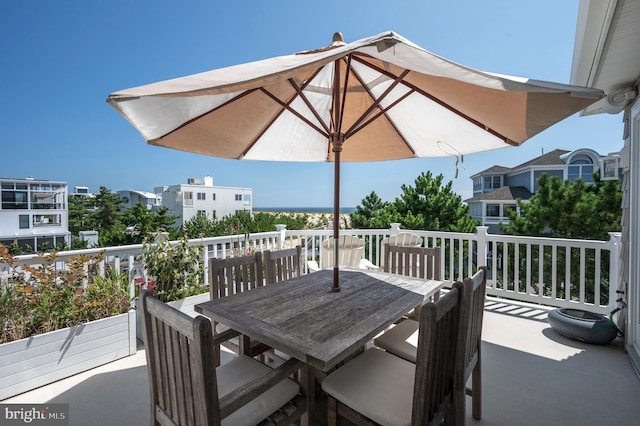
107,31,604,291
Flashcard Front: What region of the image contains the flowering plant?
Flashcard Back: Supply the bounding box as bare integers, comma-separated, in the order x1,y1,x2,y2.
140,234,206,302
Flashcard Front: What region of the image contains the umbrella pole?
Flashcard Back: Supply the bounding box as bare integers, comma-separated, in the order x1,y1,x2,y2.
332,137,343,292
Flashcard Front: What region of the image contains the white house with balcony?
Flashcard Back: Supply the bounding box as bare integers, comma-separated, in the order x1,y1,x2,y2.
154,176,252,228
0,177,69,251
466,148,607,233
117,189,161,210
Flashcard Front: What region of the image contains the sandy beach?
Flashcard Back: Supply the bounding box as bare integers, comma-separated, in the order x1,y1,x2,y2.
256,210,352,229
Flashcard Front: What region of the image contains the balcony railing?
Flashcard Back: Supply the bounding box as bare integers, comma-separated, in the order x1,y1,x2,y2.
2,225,620,314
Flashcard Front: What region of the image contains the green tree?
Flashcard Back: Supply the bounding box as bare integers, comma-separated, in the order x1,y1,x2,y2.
352,172,478,233
351,192,394,229
500,172,622,304
124,204,178,243
67,196,94,235
182,213,218,238
180,210,308,240
91,187,125,231
501,173,622,240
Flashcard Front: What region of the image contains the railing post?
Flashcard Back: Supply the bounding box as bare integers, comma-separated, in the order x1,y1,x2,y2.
608,232,622,312
128,254,136,308
275,224,287,249
203,247,209,289
475,226,489,268
389,223,401,234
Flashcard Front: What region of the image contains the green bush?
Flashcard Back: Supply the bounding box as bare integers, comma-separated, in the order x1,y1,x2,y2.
140,234,206,302
0,244,131,344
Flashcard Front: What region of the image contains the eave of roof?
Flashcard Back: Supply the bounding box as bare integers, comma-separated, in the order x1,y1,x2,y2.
465,186,532,203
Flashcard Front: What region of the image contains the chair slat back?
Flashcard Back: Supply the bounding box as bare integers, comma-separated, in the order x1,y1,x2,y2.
264,246,302,284
379,232,423,268
412,281,466,425
209,253,264,300
385,245,441,280
461,266,487,380
320,235,365,269
141,291,220,426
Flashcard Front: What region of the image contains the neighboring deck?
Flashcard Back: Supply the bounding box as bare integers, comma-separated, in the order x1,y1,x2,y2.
4,298,640,426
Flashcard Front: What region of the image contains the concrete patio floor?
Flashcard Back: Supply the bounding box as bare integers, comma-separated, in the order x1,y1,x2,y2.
3,298,640,426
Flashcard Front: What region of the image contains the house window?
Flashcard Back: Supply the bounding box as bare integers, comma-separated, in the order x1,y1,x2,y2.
235,194,242,201
212,193,216,201
483,176,501,191
197,210,206,216
197,192,206,200
568,154,595,183
19,215,29,229
486,204,500,217
183,191,193,206
2,190,28,209
243,194,251,204
33,214,61,226
212,210,217,219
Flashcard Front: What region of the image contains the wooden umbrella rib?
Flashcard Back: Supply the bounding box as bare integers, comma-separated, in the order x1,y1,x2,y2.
346,90,416,155
336,55,352,136
239,91,292,158
350,54,513,145
156,89,260,143
343,67,410,138
243,71,332,157
287,78,331,136
259,87,329,139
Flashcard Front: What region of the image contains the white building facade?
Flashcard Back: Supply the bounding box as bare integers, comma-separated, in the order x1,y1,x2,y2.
117,189,161,210
0,177,69,251
154,176,252,228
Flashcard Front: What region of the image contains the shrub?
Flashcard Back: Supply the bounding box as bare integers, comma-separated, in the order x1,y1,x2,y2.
140,234,206,302
0,244,131,344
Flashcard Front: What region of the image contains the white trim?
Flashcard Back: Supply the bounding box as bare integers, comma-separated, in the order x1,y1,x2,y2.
629,99,640,364
570,0,619,87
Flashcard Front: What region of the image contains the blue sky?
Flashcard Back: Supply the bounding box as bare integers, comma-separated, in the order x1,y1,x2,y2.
1,1,624,208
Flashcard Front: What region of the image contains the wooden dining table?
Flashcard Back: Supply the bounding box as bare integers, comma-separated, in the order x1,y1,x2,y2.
195,268,444,373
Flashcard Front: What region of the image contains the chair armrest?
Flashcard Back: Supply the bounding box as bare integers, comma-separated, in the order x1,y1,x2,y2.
219,358,306,419
359,258,379,270
306,260,320,272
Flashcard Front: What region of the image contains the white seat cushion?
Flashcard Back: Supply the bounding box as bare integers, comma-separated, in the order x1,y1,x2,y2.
217,355,300,426
321,348,415,426
374,319,419,363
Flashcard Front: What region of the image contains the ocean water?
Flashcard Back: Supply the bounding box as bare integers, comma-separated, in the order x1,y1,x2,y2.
255,207,356,214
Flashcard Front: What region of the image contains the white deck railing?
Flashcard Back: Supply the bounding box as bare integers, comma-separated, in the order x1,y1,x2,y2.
3,225,620,314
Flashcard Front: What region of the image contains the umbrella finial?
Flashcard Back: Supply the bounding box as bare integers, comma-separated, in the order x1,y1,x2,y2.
332,32,345,46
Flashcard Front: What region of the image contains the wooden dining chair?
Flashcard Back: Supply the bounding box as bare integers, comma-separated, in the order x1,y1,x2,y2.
378,232,423,269
263,245,302,284
373,266,488,422
209,253,271,365
384,244,441,280
321,281,467,425
140,291,311,426
382,244,441,322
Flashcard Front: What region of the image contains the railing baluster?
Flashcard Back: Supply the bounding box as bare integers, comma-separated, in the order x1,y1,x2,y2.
3,226,616,314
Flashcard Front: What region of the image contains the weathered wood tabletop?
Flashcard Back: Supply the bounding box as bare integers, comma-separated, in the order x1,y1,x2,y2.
195,268,443,372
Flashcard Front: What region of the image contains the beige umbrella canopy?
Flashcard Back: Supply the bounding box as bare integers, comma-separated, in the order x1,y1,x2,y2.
107,30,603,291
